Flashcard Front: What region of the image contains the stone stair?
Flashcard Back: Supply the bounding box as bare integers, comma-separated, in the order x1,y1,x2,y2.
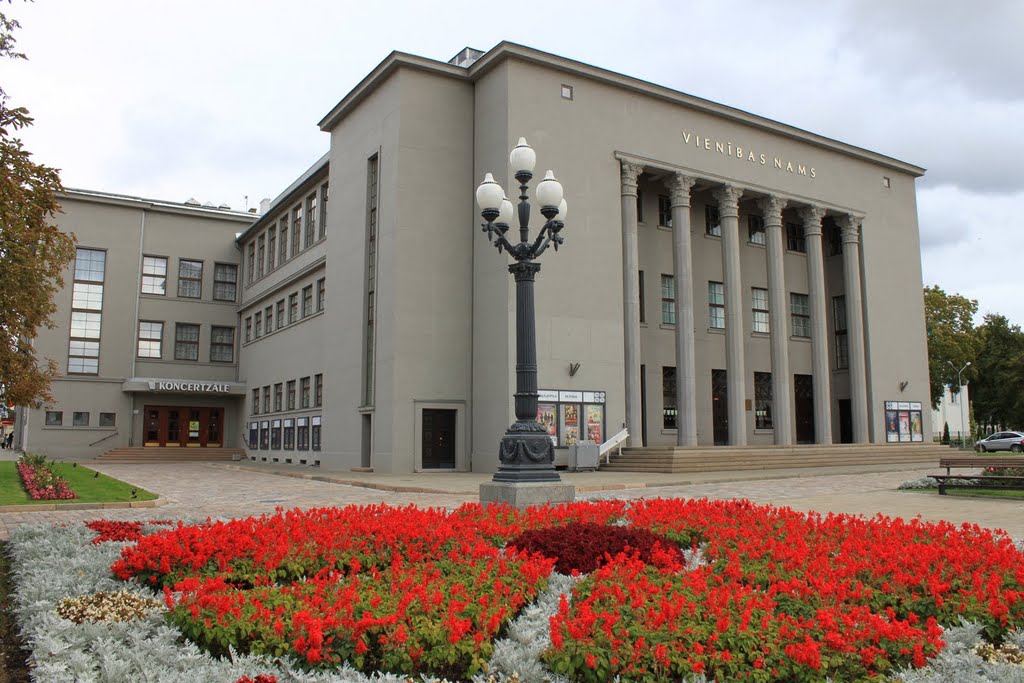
601,443,953,473
96,447,245,463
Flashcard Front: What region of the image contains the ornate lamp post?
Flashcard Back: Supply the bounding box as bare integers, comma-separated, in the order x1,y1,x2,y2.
476,138,573,497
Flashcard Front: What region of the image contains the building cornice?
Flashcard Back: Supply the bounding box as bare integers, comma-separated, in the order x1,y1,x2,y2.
61,189,256,222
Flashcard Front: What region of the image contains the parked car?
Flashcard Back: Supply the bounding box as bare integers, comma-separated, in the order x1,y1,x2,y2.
975,431,1024,453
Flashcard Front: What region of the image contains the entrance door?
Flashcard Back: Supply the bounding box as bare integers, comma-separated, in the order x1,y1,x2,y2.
838,399,853,443
794,374,815,444
422,409,456,469
143,406,224,447
712,369,728,445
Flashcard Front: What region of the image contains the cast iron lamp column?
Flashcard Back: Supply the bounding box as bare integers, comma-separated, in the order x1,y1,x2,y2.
948,360,971,449
477,138,568,483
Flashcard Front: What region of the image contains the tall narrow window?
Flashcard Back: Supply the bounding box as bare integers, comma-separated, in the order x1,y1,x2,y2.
213,263,237,301
657,194,672,227
827,223,843,256
638,270,646,324
69,248,105,374
254,312,262,338
276,299,285,329
141,255,167,294
245,317,252,342
264,305,273,332
291,205,302,254
289,293,298,323
278,217,289,264
636,189,644,223
319,182,329,240
263,386,271,414
247,243,255,284
287,380,296,410
790,293,811,338
662,367,677,429
301,376,311,409
174,323,200,361
137,321,163,358
660,274,675,325
752,287,769,333
274,383,283,412
267,227,277,271
305,192,317,247
705,204,721,237
364,154,379,406
754,372,773,429
302,285,313,317
748,215,766,245
252,389,260,415
314,373,323,407
786,222,806,253
210,326,235,362
834,295,849,369
256,234,265,278
708,281,725,329
316,277,326,312
178,259,203,298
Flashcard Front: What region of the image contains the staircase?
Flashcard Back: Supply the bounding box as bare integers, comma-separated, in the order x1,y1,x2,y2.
601,443,952,473
96,447,245,463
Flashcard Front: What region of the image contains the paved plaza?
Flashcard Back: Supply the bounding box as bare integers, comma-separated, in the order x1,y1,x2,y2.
3,458,1024,540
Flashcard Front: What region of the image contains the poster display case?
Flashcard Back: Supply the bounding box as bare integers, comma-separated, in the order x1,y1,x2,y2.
535,389,607,455
884,401,924,443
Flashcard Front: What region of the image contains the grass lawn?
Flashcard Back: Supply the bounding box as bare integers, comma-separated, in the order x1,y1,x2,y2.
903,486,1024,501
0,462,156,506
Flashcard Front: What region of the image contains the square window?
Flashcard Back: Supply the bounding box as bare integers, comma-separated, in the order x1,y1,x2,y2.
73,411,89,427
141,256,167,295
560,84,573,100
882,176,891,188
99,412,116,427
45,411,63,426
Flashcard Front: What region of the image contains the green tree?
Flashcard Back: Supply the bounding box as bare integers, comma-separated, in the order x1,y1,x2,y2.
0,3,77,407
923,285,980,408
971,314,1024,431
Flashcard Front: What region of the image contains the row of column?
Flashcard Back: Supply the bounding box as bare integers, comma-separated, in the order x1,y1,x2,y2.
620,162,870,447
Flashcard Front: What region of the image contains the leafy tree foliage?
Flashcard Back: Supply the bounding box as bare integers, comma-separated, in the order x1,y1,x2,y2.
0,3,77,407
971,314,1024,432
924,285,980,408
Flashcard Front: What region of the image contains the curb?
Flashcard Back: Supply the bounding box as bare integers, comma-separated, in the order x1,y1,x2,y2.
0,498,168,514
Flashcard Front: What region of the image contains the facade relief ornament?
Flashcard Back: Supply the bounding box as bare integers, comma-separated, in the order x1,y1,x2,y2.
757,195,788,226
800,206,827,236
712,184,744,217
667,173,697,207
620,161,644,195
839,214,862,244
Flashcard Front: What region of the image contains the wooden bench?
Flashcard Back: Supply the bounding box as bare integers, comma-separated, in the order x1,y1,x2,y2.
932,456,1024,495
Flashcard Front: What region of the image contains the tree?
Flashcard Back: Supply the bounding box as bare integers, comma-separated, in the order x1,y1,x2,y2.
923,285,980,409
0,3,77,408
971,314,1024,431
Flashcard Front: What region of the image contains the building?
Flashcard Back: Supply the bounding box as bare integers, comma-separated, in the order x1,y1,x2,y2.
932,384,970,443
16,42,932,472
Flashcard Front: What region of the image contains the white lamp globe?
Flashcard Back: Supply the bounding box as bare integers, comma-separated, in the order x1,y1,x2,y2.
475,173,503,212
557,198,568,221
509,137,536,175
498,196,514,225
535,170,563,209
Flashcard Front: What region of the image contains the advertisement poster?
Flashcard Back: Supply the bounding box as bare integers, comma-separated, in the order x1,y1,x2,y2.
898,411,911,442
586,404,604,443
910,411,923,442
885,410,900,442
560,403,580,447
537,403,557,447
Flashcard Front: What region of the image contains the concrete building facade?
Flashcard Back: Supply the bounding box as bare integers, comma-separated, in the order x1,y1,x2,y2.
18,42,933,472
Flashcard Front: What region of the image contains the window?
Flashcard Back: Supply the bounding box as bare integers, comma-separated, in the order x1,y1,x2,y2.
245,317,252,343
312,416,322,451
752,287,769,334
660,274,675,325
302,285,313,317
271,420,282,449
834,296,849,369
257,234,265,278
314,374,323,407
210,326,235,362
827,223,843,256
754,372,773,430
662,367,677,429
882,176,891,188
297,417,309,450
178,259,203,298
254,312,262,338
137,321,163,358
287,380,296,410
213,263,238,301
705,205,721,237
658,194,672,227
786,222,806,253
364,154,379,406
45,411,62,426
748,215,765,245
790,293,811,338
99,412,116,427
305,192,317,247
174,323,200,361
141,256,167,294
289,293,298,323
265,305,273,333
247,243,255,284
276,300,285,330
561,83,573,100
301,376,311,408
319,183,329,240
263,386,271,414
283,418,295,449
708,281,725,329
73,411,89,427
267,227,277,271
260,421,270,450
278,217,289,264
274,383,283,412
636,189,644,223
291,205,302,254
639,270,646,324
316,278,325,312
252,389,260,415
69,248,105,374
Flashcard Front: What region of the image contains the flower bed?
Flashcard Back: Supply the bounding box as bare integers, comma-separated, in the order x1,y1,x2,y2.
16,453,76,500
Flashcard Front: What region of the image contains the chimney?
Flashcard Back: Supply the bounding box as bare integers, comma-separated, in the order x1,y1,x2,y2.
258,197,271,215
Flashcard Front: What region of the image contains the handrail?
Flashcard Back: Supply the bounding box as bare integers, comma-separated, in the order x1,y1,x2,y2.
599,428,629,465
89,431,119,447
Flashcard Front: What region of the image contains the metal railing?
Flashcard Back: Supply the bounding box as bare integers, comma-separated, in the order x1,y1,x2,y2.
599,428,629,465
89,432,119,447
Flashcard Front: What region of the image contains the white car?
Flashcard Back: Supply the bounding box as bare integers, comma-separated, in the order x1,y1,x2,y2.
975,431,1024,453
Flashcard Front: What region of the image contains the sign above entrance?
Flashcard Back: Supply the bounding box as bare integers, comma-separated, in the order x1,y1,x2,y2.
121,377,246,395
149,380,232,393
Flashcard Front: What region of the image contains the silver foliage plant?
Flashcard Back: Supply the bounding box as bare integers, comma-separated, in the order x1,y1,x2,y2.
9,520,1024,682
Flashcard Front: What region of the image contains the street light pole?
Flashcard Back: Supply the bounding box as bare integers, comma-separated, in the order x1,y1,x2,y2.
476,138,569,485
948,360,971,450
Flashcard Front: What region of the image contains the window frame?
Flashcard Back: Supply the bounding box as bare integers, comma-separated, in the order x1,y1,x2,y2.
212,263,238,302
790,293,811,338
274,383,283,412
708,281,725,329
69,247,106,375
314,373,323,407
210,325,235,363
137,320,164,359
316,278,325,312
786,222,807,253
289,293,299,324
752,287,770,334
305,192,317,247
300,376,311,409
754,371,773,430
286,380,296,411
177,259,203,299
748,215,766,246
834,295,849,369
173,323,200,362
318,182,329,240
302,285,313,317
657,194,672,227
705,204,721,237
141,255,167,295
660,274,675,325
276,299,285,330
662,366,677,430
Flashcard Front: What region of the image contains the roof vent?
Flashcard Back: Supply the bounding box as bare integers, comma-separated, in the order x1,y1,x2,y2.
218,203,231,210
184,197,201,206
448,47,484,68
202,201,215,208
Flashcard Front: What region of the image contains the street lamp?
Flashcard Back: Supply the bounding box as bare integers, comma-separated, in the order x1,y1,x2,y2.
476,138,568,485
948,360,971,449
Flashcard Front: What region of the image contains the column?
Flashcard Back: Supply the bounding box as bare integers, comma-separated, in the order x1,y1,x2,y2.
669,173,698,447
801,206,833,444
840,214,869,443
714,184,746,446
620,161,644,446
760,195,792,445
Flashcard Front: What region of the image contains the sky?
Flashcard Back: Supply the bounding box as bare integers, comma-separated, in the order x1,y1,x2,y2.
5,0,1023,325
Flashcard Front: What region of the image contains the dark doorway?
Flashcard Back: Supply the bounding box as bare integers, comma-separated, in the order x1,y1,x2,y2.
712,369,728,445
360,414,372,468
794,375,815,444
422,409,456,469
640,364,648,447
838,399,853,443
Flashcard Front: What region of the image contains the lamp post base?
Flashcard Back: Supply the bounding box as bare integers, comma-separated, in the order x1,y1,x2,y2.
479,480,576,509
493,428,561,483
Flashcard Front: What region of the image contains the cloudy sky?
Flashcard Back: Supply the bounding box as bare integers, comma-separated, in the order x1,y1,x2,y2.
5,0,1023,325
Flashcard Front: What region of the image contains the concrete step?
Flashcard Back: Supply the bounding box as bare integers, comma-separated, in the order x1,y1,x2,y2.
97,447,244,463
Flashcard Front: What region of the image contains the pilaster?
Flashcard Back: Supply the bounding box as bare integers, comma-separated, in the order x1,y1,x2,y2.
620,162,644,447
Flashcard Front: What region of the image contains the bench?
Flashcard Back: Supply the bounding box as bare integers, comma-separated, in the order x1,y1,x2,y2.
933,456,1024,495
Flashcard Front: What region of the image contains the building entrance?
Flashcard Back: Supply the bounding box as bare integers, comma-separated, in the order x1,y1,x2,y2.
421,409,456,468
794,374,815,444
712,369,728,445
144,406,223,447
